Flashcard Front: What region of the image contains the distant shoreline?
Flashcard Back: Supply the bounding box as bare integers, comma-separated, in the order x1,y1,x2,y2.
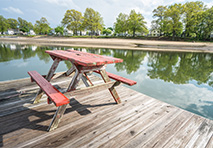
0,36,213,53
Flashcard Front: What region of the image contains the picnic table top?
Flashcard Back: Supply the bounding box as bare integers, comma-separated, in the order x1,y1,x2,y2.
45,50,123,66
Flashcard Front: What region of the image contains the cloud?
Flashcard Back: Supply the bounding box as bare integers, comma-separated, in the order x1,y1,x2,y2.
205,1,213,8
43,0,80,9
2,6,24,15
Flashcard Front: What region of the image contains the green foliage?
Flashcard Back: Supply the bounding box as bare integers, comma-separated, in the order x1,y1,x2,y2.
82,8,104,36
62,9,83,35
183,1,205,37
34,17,51,35
152,1,213,40
114,10,148,37
128,10,148,37
18,17,33,33
114,13,128,35
197,6,213,40
7,18,18,29
152,6,167,36
107,27,113,31
102,28,112,36
165,3,183,38
0,15,8,34
55,26,64,35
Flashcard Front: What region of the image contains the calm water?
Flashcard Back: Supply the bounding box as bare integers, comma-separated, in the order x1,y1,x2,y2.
0,43,213,120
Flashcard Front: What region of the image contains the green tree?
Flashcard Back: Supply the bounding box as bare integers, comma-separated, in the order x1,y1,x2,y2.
128,10,148,37
165,3,183,38
34,17,51,35
102,28,112,36
152,6,167,36
55,26,64,36
0,15,8,34
82,8,104,36
114,13,128,36
7,18,18,29
108,27,113,31
18,17,33,33
62,9,83,35
200,6,213,40
183,1,205,37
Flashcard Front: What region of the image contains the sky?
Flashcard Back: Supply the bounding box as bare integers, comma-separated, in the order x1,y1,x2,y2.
0,0,213,29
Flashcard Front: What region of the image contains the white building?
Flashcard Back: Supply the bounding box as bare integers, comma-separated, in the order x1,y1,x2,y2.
64,29,73,36
6,29,15,35
150,30,160,37
210,32,213,38
28,30,36,35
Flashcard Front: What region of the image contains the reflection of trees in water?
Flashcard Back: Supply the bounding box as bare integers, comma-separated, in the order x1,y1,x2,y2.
113,50,147,74
35,47,51,63
147,52,213,87
0,44,71,63
1,44,212,87
0,44,22,62
64,61,72,69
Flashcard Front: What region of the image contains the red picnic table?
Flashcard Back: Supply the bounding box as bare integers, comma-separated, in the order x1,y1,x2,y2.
28,49,136,131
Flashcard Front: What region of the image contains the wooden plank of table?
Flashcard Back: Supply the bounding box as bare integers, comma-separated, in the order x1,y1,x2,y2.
45,50,123,67
33,58,61,104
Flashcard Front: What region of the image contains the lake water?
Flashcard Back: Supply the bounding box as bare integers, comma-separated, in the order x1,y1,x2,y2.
0,43,212,120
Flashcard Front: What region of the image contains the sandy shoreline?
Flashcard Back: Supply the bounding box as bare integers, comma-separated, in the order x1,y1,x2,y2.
0,36,213,53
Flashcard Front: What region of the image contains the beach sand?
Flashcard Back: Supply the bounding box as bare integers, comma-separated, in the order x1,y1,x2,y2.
0,36,213,53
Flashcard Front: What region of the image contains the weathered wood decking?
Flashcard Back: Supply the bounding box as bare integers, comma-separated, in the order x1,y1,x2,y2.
0,73,212,148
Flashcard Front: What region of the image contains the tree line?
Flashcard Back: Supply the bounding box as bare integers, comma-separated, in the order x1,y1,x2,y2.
152,1,213,40
0,1,213,40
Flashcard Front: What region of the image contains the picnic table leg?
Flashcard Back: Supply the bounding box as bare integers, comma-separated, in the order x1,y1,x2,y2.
99,69,121,104
33,58,61,104
67,68,83,91
81,75,90,87
84,73,93,86
65,65,75,76
81,73,93,87
47,104,67,131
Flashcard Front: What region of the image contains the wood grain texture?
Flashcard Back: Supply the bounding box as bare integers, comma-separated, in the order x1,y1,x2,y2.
99,69,121,104
28,71,70,107
0,74,212,148
94,70,137,86
46,50,123,66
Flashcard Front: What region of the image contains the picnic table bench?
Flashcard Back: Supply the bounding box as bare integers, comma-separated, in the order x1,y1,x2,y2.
28,49,136,131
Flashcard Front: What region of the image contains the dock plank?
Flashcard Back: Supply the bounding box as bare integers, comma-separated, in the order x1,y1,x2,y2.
0,74,212,148
162,115,204,148
184,119,213,148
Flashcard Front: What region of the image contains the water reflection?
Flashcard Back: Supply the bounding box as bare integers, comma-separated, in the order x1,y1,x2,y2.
147,52,213,87
0,43,212,120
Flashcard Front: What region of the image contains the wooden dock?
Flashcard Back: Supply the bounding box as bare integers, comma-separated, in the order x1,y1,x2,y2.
0,73,212,148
